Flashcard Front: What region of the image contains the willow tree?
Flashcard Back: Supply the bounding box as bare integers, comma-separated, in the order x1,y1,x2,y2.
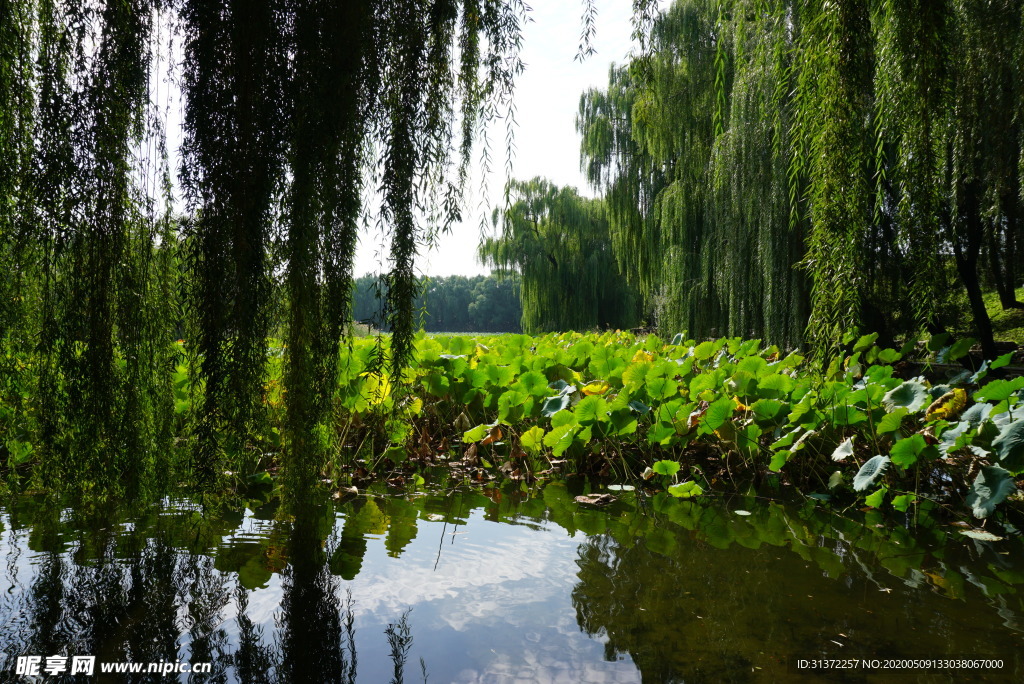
578,0,1023,357
479,178,639,333
577,65,667,321
1,0,532,492
0,1,180,497
178,0,529,486
578,0,809,345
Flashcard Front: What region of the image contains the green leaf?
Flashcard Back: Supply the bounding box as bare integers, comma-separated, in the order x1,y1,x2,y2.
876,348,902,364
833,405,867,426
652,459,681,477
541,394,571,418
827,470,844,489
974,377,1024,403
693,340,717,361
518,370,549,396
945,337,976,362
965,465,1017,518
991,419,1024,474
647,423,676,445
645,377,678,401
769,449,791,472
883,381,929,413
575,395,608,423
939,421,971,456
702,397,735,431
890,434,926,467
613,415,638,436
736,355,768,377
853,455,890,492
756,373,795,397
751,398,784,423
891,494,916,513
736,424,762,457
462,424,489,443
543,424,578,457
853,332,878,353
497,390,528,422
667,480,702,498
385,446,407,463
864,486,887,508
622,362,652,389
423,372,450,397
876,408,908,433
520,426,545,454
831,436,854,461
551,409,577,428
927,332,950,352
961,403,992,425
991,351,1014,370
628,399,651,415
689,372,720,398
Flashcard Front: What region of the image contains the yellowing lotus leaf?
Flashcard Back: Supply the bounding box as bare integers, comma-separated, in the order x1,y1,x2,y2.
925,388,967,422
631,349,654,363
359,372,392,405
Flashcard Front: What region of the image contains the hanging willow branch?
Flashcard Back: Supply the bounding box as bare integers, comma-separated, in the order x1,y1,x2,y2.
577,0,1021,358
3,0,530,491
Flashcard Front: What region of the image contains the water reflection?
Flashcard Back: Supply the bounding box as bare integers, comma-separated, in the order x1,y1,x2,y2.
0,484,1021,682
276,510,354,683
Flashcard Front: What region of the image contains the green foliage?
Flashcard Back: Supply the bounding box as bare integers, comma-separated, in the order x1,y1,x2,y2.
577,0,1023,358
479,178,641,333
667,481,702,498
351,272,522,333
1,0,529,495
884,381,930,413
966,466,1018,519
991,421,1024,475
652,460,680,477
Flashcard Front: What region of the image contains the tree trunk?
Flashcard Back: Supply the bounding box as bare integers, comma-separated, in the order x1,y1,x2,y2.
987,217,1023,309
954,180,997,359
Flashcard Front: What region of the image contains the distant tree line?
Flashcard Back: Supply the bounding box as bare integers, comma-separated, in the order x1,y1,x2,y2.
351,273,522,333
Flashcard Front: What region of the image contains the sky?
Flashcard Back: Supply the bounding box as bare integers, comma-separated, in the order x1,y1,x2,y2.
353,1,645,278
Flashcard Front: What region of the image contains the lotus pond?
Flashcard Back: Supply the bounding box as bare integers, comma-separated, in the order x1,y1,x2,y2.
1,480,1021,683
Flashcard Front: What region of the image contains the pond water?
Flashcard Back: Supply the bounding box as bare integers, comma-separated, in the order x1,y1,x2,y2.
0,482,1021,683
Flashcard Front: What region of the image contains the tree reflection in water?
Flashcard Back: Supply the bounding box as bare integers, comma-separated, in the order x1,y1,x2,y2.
275,508,355,684
571,511,1024,683
1,486,1022,682
0,502,425,684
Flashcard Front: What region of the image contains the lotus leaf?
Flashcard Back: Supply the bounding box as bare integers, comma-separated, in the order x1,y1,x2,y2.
853,455,890,492
883,381,929,413
965,466,1017,518
831,436,854,461
991,420,1024,474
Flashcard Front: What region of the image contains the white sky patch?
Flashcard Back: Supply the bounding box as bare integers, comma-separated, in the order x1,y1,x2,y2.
355,1,648,278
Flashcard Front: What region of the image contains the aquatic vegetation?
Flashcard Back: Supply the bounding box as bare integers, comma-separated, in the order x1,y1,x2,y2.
7,328,1020,526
